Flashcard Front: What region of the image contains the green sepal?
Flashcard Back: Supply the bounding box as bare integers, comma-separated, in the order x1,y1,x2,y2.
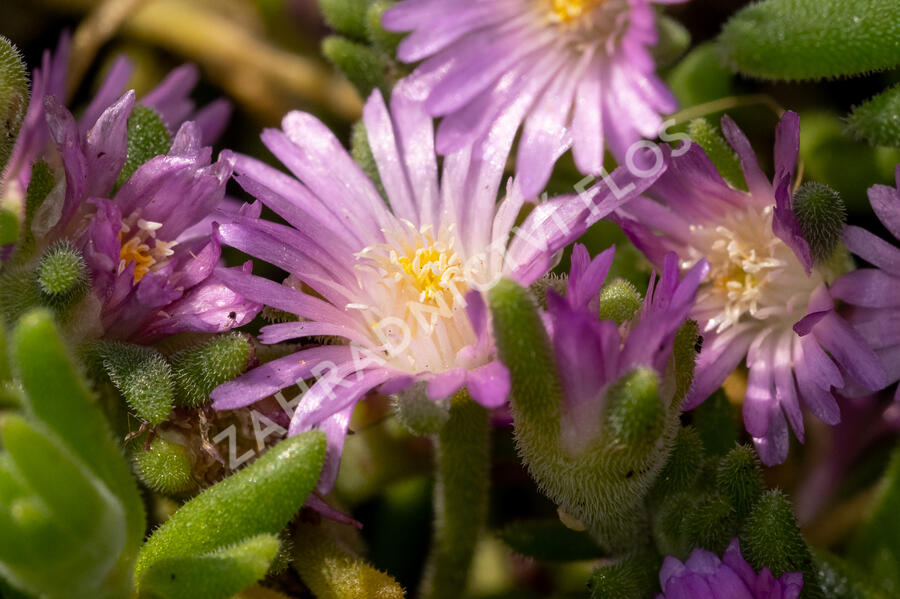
322,36,388,99
115,105,172,190
10,310,145,579
133,435,195,496
392,383,450,436
792,182,847,264
134,431,327,588
319,0,370,41
847,84,900,148
97,342,175,426
718,0,900,81
691,390,738,456
497,519,604,563
606,368,663,448
138,534,280,599
687,118,747,191
171,333,252,408
0,207,18,246
0,35,28,177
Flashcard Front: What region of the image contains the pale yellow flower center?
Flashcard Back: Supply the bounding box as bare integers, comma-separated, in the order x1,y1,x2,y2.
549,0,603,23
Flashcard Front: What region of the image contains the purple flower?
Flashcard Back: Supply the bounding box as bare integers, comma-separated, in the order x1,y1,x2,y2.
382,0,683,197
2,35,258,343
613,111,888,465
547,244,706,452
658,539,802,599
829,165,900,401
3,33,230,212
210,83,661,491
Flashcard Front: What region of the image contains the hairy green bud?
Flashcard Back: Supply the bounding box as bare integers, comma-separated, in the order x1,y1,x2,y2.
793,182,847,263
606,368,664,448
134,435,195,496
392,383,450,436
0,36,28,177
588,551,659,599
319,0,369,41
716,445,764,518
37,241,88,301
367,1,405,57
684,494,738,555
847,84,900,148
596,279,641,325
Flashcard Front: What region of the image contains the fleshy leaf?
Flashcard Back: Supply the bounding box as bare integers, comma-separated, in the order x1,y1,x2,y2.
322,36,388,98
847,84,900,148
497,519,604,562
687,118,747,191
718,0,900,81
319,0,370,41
715,445,764,519
138,534,280,599
134,431,326,588
98,342,175,426
294,521,405,599
652,14,691,68
667,43,734,107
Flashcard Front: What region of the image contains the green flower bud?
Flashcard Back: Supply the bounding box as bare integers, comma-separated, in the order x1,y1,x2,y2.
37,241,88,301
172,333,252,408
322,36,388,98
716,445,764,519
793,182,847,263
319,0,370,41
134,435,196,496
847,84,900,148
596,279,641,325
687,118,747,191
0,35,28,177
98,342,175,426
115,105,172,190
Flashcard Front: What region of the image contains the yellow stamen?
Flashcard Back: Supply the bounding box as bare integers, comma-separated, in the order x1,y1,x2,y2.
550,0,602,23
119,236,156,283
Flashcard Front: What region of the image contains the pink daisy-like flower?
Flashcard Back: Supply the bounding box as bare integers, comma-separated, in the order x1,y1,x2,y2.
210,83,662,491
381,0,684,197
829,165,900,401
658,539,803,599
613,112,888,465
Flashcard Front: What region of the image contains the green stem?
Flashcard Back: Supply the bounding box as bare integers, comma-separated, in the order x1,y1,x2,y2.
420,393,490,599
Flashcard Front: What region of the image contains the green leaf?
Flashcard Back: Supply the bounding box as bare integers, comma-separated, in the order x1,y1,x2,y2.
718,0,900,81
687,118,747,191
319,0,370,41
98,342,174,425
715,445,764,519
683,493,738,555
849,445,900,595
10,310,145,574
667,43,734,107
322,36,388,99
497,519,604,562
294,522,405,599
606,369,663,447
172,333,251,408
135,431,326,588
115,105,172,190
0,415,127,598
650,426,705,500
652,14,691,69
139,534,280,599
0,36,28,176
741,490,822,598
0,320,9,383
847,84,900,148
793,182,847,263
588,551,659,599
17,160,55,258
